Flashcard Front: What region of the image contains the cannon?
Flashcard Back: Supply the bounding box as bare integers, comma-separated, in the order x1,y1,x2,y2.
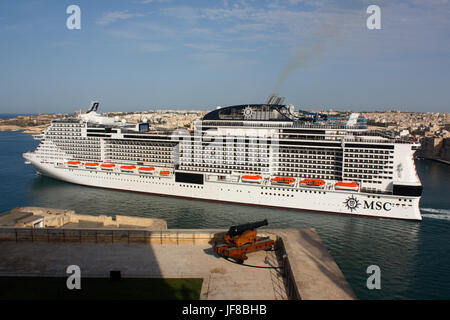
214,219,274,263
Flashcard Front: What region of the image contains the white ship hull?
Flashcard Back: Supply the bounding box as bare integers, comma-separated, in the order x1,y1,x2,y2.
27,157,422,221
23,99,424,221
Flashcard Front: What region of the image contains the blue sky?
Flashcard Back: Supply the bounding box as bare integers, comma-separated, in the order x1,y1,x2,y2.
0,0,449,113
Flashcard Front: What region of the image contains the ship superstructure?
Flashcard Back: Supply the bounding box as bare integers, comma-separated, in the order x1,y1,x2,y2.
24,98,423,220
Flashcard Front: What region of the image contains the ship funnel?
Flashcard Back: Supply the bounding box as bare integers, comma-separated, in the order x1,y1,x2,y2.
266,93,285,105
87,101,99,113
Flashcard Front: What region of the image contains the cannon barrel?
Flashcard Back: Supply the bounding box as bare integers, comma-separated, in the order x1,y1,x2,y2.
227,219,268,237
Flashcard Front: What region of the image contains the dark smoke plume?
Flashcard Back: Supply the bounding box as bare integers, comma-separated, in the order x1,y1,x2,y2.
273,21,340,93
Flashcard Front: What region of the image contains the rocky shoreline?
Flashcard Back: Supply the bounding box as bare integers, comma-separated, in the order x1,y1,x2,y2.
415,136,450,163
0,114,66,134
0,125,49,134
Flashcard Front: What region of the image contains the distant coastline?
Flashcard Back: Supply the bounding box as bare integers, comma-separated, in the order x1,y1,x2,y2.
0,113,63,134
0,113,37,120
1,110,449,163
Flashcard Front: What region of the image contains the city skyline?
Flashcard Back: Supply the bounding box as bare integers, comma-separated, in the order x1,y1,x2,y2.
1,0,449,114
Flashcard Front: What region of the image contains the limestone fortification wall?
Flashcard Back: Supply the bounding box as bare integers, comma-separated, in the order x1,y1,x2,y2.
418,137,450,161
2,207,167,229
0,228,275,245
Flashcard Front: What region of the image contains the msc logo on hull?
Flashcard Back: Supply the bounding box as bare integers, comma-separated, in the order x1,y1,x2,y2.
343,195,360,212
344,196,392,212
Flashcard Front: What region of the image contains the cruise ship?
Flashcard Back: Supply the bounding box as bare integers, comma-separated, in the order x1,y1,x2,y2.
23,96,423,220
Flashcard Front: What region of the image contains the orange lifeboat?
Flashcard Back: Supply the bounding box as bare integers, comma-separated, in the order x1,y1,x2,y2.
138,167,155,173
101,164,115,170
241,175,262,183
67,161,81,166
85,162,99,167
160,170,170,176
300,179,325,188
335,182,359,191
120,165,136,171
271,177,295,185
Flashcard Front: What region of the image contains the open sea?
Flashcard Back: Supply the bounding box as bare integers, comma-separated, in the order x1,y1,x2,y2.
0,130,449,299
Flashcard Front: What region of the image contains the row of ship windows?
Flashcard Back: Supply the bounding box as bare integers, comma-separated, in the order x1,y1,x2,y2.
280,160,342,166
108,144,175,149
59,149,100,153
47,133,82,136
68,157,100,160
198,152,269,158
49,136,96,140
55,141,101,145
71,171,175,185
181,163,268,167
344,174,392,180
50,138,100,142
191,159,346,165
345,149,393,154
48,141,99,146
37,154,100,160
345,159,393,164
179,184,204,189
183,147,338,154
261,188,327,195
345,155,393,160
181,157,270,162
106,146,173,150
63,151,100,155
106,152,171,156
281,149,341,154
188,161,269,166
273,174,340,179
263,193,294,197
108,141,173,145
277,156,341,161
181,155,270,161
277,167,340,172
182,155,341,162
181,162,339,167
48,127,81,131
35,149,65,154
345,164,391,169
49,135,98,139
52,123,83,127
108,156,171,161
186,168,234,174
277,163,341,168
344,169,392,174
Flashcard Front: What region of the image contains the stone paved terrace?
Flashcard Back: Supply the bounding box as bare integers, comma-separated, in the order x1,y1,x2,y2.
0,228,355,300
0,241,286,300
